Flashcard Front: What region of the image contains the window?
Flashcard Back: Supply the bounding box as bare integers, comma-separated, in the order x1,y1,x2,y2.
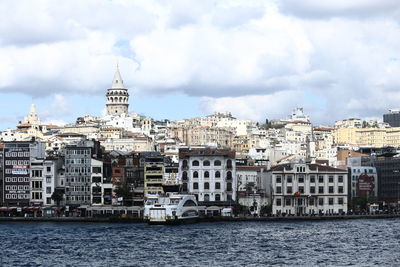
203,160,210,166
338,176,343,183
214,160,221,166
276,186,282,194
227,182,232,192
276,176,282,183
182,160,188,168
227,159,232,168
204,171,210,178
287,186,292,194
329,176,334,183
227,171,232,180
329,186,334,194
318,186,324,194
46,187,51,194
193,171,199,178
46,167,51,172
338,186,343,194
329,198,334,205
285,198,291,206
204,194,210,201
309,198,315,206
276,199,282,206
204,182,209,190
215,182,221,190
215,171,221,178
193,183,198,190
318,176,324,183
298,176,304,183
338,198,344,205
319,198,324,205
215,194,221,201
287,176,293,183
182,171,188,180
299,186,304,194
192,160,199,166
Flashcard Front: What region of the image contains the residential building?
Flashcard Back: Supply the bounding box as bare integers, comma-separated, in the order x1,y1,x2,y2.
179,147,236,204
383,109,400,127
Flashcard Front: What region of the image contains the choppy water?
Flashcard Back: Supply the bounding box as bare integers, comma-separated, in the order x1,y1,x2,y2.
0,219,400,266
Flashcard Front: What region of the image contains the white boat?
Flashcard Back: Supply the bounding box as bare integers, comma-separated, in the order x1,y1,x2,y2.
143,193,198,224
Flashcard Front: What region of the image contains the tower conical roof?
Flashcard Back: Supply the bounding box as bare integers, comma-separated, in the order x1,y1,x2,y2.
111,66,124,89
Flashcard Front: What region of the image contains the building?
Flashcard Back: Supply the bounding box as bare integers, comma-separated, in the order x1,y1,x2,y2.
269,162,348,215
347,166,378,203
383,109,400,127
2,141,45,206
143,152,165,198
64,140,102,207
106,66,129,116
179,147,236,204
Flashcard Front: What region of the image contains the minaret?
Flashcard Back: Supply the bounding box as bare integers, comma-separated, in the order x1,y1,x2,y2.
106,66,129,116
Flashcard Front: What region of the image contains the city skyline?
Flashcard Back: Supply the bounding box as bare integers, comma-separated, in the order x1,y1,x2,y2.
1,0,400,129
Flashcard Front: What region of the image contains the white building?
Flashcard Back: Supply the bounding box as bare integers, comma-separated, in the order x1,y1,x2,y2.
269,162,348,215
179,147,236,203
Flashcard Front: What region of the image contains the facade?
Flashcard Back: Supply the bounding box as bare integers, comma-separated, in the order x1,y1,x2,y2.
106,67,129,116
64,141,102,206
2,141,45,206
269,163,348,215
179,147,236,203
383,109,400,127
347,166,378,202
143,152,165,198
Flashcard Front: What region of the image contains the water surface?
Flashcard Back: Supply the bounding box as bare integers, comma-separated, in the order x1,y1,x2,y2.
0,219,399,266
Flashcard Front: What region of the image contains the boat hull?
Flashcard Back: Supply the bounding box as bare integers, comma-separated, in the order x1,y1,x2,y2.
147,216,198,225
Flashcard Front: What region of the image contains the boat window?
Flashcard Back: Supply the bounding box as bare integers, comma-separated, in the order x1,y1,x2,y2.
183,200,197,206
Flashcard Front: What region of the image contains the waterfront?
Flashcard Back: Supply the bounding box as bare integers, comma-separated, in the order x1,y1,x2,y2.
1,219,400,266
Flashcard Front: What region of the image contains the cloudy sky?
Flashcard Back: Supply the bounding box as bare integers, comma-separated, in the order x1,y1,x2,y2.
0,0,399,129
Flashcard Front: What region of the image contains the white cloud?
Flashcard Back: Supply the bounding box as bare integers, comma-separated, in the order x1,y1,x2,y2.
0,0,399,125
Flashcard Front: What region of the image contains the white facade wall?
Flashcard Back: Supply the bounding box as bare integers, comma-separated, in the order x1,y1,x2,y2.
270,163,348,215
179,155,236,202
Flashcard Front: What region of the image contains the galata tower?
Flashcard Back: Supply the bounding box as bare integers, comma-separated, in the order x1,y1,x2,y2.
106,67,129,115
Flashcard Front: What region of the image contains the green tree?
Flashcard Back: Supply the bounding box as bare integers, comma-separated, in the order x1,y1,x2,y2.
51,189,64,207
260,205,272,216
114,183,133,206
352,197,368,212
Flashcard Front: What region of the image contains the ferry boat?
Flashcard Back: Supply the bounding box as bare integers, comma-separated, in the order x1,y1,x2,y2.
143,193,198,224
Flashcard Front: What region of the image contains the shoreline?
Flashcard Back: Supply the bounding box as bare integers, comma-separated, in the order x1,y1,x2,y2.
0,214,399,223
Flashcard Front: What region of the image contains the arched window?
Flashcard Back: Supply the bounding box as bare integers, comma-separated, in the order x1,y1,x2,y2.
214,160,221,166
204,171,209,178
119,97,122,102
203,160,210,166
215,171,221,178
204,182,209,190
227,182,232,192
193,171,198,178
182,160,188,168
204,194,210,201
227,171,232,180
215,194,221,201
182,171,188,180
192,160,199,166
193,182,198,190
111,97,114,103
215,182,221,190
227,159,232,168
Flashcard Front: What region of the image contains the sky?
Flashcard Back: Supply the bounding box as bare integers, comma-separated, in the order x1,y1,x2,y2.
1,0,400,129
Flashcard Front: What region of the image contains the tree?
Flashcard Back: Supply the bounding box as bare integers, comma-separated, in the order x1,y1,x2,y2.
351,197,368,212
260,205,272,216
51,189,64,207
114,183,133,206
